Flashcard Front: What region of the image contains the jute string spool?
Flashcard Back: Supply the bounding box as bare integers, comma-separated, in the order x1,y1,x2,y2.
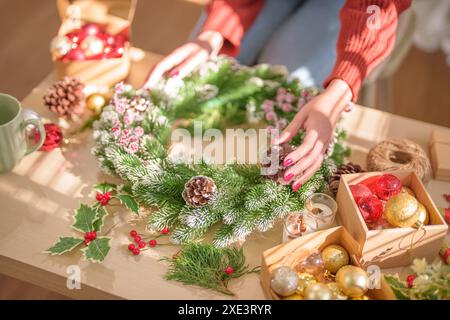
367,139,432,183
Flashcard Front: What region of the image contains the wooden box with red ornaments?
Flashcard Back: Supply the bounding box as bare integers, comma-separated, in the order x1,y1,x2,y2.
50,0,136,87
336,171,448,269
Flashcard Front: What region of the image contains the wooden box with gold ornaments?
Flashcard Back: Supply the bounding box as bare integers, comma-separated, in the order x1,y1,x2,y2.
336,171,448,269
51,0,136,87
260,226,396,300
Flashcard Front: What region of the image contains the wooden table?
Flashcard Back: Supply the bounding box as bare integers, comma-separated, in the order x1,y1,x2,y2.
0,49,449,300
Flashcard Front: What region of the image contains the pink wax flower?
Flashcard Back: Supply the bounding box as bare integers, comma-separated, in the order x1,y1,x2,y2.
121,129,131,137
277,87,287,96
127,142,139,154
129,135,139,143
281,103,293,113
120,136,130,147
134,126,144,137
284,93,295,103
262,100,274,112
115,101,126,114
265,111,277,122
114,82,126,95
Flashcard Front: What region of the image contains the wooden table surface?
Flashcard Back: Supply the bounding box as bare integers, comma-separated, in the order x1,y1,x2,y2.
0,49,449,300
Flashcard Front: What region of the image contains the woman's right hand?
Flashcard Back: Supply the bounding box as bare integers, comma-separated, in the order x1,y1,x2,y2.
142,30,224,89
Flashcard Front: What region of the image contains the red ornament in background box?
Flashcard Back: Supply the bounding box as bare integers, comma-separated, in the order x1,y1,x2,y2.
373,174,402,200
51,22,129,62
35,123,63,152
357,195,383,225
350,184,372,202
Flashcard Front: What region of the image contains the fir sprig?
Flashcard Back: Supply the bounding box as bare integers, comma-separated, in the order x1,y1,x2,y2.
162,243,260,296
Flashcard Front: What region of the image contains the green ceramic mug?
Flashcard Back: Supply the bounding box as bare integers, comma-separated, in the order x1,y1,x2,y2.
0,93,45,173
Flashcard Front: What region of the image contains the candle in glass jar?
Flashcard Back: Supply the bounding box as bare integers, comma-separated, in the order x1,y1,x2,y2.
302,193,337,235
282,212,306,242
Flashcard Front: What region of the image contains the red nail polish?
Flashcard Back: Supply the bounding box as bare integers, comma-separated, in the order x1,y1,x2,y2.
170,69,179,77
293,183,302,192
284,159,293,166
284,174,293,182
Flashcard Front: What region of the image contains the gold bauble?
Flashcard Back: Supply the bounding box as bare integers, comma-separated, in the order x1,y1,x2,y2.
335,265,369,298
86,94,107,114
322,245,349,274
282,293,304,300
352,295,369,300
401,186,415,197
384,193,419,227
327,282,348,300
304,283,333,300
415,203,429,226
296,272,317,295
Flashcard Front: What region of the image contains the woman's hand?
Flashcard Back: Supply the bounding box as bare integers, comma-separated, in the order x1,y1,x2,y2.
143,30,224,89
273,79,353,191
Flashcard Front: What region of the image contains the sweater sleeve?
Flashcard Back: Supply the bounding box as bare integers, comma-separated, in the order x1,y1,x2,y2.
323,0,412,101
201,0,265,56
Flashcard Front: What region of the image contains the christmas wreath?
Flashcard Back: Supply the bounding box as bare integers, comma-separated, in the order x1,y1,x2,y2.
47,56,350,262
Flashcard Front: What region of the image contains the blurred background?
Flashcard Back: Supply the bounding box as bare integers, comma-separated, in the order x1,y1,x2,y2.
0,0,449,299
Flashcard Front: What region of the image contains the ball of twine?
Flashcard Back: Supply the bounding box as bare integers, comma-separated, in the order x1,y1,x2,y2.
367,139,432,183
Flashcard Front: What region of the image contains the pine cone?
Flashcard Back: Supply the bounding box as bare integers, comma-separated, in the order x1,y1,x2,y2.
182,176,217,207
261,144,295,185
44,77,85,118
328,162,365,196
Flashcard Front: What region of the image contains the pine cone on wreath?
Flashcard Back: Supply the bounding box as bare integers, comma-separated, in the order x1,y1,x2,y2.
44,77,85,118
182,176,217,207
328,162,364,196
261,144,295,185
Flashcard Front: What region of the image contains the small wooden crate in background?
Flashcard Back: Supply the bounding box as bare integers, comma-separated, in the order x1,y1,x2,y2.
430,130,450,182
336,171,448,268
260,227,396,300
53,0,136,87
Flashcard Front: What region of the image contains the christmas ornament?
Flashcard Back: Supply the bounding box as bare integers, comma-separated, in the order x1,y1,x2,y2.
282,293,303,300
43,77,85,118
401,186,415,197
303,283,333,300
261,144,295,185
82,23,101,36
328,162,364,196
296,272,316,295
321,244,349,274
415,203,429,226
352,295,369,300
384,193,420,228
335,265,369,298
63,47,86,61
350,184,372,202
80,35,105,58
297,251,325,276
50,35,72,59
373,174,402,200
270,266,299,297
357,195,383,225
86,93,107,114
182,175,217,207
327,282,348,300
34,123,63,152
440,241,450,265
367,139,432,183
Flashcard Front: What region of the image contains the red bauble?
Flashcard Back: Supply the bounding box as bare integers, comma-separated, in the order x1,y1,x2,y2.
82,23,102,36
373,174,402,200
350,184,372,202
359,175,382,190
65,30,84,44
63,47,86,61
357,195,383,224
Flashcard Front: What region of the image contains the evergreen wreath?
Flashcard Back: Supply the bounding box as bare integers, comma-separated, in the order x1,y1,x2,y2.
47,56,350,262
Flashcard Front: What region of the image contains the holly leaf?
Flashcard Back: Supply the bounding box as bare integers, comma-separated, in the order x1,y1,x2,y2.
94,182,116,194
82,237,111,263
384,274,410,300
45,237,84,255
72,204,97,233
117,194,139,214
93,206,108,232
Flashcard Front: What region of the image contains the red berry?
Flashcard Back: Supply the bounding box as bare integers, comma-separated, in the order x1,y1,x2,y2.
161,227,170,235
134,236,142,243
89,231,97,240
132,248,140,255
149,239,157,247
406,274,416,288
128,244,136,251
84,233,91,240
225,266,234,276
84,239,90,246
138,241,146,248
130,230,138,237
95,192,103,202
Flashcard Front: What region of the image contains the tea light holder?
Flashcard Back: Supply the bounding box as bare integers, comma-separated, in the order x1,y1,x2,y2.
282,212,305,242
302,193,338,235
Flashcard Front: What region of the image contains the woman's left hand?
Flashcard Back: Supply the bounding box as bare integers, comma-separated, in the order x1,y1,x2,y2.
273,79,353,191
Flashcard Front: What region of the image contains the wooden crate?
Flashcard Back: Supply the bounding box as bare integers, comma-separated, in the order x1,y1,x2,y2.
336,171,448,268
260,227,396,300
53,0,136,86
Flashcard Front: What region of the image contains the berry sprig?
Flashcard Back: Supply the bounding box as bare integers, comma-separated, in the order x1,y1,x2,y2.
84,231,97,245
126,228,170,256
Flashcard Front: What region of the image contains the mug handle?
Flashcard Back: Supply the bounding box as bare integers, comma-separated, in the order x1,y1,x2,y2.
22,109,46,155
